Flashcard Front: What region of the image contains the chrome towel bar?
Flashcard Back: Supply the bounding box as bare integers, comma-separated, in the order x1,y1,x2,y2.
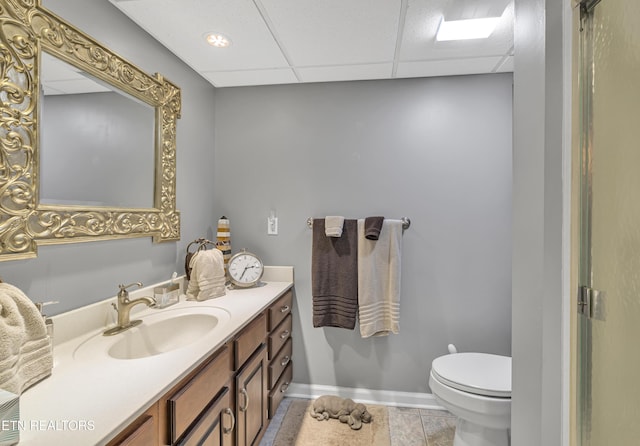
306,217,410,230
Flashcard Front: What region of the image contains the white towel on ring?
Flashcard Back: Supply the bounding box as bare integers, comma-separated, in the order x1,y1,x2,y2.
357,219,403,338
0,283,53,394
186,249,227,301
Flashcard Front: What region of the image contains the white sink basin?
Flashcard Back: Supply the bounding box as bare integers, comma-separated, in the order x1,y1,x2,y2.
73,306,231,360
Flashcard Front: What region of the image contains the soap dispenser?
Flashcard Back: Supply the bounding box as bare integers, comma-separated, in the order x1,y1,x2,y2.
35,301,58,342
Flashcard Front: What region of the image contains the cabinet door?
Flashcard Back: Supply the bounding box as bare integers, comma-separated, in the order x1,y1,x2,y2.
236,344,268,446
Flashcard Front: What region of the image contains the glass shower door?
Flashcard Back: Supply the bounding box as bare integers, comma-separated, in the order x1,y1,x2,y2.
578,1,640,444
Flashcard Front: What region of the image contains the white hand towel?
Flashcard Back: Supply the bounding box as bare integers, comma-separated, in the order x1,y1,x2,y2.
324,216,345,237
357,219,403,338
186,249,227,301
0,283,53,394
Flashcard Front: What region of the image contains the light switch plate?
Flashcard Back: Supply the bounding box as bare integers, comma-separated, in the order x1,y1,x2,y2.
267,217,278,235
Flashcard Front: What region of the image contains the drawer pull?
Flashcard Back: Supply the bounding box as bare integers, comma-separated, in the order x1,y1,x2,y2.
280,355,291,367
280,330,290,340
280,305,290,313
239,388,249,412
222,407,235,434
280,381,290,393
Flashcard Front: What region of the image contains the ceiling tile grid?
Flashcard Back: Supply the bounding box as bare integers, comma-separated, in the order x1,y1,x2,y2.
110,0,514,88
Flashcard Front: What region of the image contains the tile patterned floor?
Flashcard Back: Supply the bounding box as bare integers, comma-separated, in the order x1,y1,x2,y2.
260,398,457,446
389,407,456,446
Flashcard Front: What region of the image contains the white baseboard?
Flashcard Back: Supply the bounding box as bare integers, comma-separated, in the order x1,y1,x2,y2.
285,383,444,410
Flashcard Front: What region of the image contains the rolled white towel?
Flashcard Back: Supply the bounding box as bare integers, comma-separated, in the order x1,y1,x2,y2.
186,249,227,301
324,216,345,237
0,283,52,394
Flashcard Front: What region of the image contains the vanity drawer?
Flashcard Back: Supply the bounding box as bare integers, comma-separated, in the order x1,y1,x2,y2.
268,314,292,360
107,403,158,446
177,387,233,446
269,337,292,390
168,345,233,443
268,363,292,419
268,290,293,331
235,312,267,369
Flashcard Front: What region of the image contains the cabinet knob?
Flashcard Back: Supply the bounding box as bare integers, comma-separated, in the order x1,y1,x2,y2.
280,330,290,340
280,305,290,313
280,355,291,367
280,381,290,393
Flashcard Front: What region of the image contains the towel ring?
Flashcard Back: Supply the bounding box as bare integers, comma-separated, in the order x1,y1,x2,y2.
185,238,216,280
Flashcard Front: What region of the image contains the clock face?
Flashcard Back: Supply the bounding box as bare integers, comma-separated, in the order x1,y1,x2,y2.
228,252,263,287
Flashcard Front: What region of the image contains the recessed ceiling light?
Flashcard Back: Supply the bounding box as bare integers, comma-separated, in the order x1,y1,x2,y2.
436,17,500,41
205,33,231,48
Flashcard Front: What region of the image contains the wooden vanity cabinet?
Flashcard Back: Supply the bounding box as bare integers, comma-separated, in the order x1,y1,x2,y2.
107,288,293,446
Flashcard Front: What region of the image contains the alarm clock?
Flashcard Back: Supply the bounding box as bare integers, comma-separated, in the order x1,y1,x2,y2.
227,250,264,288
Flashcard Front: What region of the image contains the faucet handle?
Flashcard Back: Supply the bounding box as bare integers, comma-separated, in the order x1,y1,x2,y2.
118,282,143,298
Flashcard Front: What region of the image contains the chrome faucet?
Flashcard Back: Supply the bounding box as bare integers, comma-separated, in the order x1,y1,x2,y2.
103,282,156,336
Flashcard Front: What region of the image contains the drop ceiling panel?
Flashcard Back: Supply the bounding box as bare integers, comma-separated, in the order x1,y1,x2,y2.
258,0,401,66
443,0,513,21
396,56,503,79
110,0,289,71
203,68,298,87
298,63,394,84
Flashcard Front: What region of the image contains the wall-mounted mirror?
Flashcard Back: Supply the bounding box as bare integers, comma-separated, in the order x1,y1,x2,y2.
0,1,181,261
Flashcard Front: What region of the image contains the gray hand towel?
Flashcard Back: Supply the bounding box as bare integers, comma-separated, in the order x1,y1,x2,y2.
311,218,358,329
364,216,385,240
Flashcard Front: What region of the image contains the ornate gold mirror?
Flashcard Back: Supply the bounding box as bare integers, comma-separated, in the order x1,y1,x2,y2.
0,0,181,261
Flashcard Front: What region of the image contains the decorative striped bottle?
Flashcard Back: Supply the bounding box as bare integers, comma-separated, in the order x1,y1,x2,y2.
216,216,231,270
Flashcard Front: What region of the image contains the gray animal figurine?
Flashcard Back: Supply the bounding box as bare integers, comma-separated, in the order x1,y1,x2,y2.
309,395,373,430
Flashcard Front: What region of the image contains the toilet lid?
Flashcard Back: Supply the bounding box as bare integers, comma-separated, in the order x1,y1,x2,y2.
431,353,511,398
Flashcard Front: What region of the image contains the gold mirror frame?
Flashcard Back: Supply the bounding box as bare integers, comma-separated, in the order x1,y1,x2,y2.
0,0,181,261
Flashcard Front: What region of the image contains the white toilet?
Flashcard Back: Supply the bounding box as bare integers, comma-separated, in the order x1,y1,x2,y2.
429,352,511,446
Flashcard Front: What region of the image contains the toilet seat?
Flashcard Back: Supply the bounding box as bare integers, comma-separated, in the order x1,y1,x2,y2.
431,353,511,398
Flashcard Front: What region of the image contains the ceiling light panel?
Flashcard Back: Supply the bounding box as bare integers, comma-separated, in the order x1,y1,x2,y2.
257,0,400,66
109,0,289,72
436,17,500,41
399,0,513,62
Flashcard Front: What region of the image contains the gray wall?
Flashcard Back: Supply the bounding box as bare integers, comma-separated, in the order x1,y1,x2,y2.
0,0,217,314
213,74,513,392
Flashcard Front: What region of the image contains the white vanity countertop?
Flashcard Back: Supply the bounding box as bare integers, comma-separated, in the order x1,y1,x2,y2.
17,270,293,445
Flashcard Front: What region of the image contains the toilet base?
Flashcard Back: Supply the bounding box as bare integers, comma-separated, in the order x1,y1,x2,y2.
453,418,510,446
